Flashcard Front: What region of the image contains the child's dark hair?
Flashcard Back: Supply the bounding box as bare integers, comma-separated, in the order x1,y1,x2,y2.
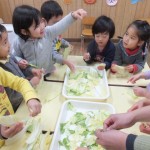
128,20,150,59
41,0,63,23
127,20,150,45
0,24,6,39
12,5,41,41
92,15,115,39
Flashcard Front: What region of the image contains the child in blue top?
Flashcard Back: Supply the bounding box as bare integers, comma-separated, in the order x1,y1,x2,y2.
111,20,150,74
41,0,74,70
12,5,87,75
83,15,116,70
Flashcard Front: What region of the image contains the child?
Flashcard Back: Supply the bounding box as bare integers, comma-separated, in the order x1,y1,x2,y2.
0,67,41,147
41,0,74,71
111,20,150,74
12,5,87,75
0,24,43,111
83,15,115,70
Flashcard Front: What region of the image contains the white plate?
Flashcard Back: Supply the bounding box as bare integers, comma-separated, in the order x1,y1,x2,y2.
62,66,110,101
50,100,115,150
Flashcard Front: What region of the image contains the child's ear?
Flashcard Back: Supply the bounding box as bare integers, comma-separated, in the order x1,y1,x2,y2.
21,29,28,35
41,18,47,26
138,40,144,47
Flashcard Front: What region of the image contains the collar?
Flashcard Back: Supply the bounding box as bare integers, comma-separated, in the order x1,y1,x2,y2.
125,47,139,56
0,55,10,64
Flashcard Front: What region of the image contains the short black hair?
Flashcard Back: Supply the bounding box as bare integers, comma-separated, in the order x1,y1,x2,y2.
92,15,115,39
41,0,63,23
127,20,150,43
0,24,6,39
12,5,41,41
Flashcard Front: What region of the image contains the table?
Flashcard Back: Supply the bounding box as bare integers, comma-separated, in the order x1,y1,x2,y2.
46,55,150,87
2,55,149,150
1,82,146,150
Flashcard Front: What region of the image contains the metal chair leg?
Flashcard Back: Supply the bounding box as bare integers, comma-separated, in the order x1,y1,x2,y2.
80,35,85,52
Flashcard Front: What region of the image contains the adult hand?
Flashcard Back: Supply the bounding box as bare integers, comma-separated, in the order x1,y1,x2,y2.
95,129,127,150
103,113,135,130
27,99,42,117
127,73,142,84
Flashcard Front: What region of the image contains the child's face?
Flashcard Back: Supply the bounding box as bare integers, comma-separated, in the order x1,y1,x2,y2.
47,15,62,26
28,19,45,39
123,25,141,50
0,31,10,59
94,32,109,48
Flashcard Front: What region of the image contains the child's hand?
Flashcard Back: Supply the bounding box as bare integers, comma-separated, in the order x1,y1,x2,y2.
63,60,75,72
30,76,41,87
125,65,133,73
27,99,42,117
1,122,23,139
18,59,28,69
127,72,144,84
32,68,44,79
83,52,90,61
111,64,117,72
69,44,74,51
72,9,87,20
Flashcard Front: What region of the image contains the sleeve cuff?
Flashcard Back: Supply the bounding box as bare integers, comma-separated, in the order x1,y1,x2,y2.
131,64,138,73
126,134,137,150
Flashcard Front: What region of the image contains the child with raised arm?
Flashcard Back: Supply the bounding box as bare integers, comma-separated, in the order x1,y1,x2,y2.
0,24,43,111
0,67,41,147
41,0,74,72
111,20,150,74
83,15,115,70
12,5,87,76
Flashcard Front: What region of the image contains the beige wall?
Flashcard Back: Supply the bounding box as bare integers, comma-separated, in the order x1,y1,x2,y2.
0,0,150,39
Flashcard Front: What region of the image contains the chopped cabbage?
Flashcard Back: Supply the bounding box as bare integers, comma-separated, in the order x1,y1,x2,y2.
59,109,109,150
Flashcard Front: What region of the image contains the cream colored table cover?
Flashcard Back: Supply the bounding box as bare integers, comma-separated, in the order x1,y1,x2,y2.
1,82,146,150
46,55,150,86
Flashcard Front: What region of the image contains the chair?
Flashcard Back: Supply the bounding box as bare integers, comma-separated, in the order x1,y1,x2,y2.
81,16,96,51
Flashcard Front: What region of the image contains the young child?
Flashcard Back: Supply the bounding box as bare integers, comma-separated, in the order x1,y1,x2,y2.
0,24,43,111
41,0,74,71
0,67,41,147
111,20,150,74
12,5,87,76
83,15,115,70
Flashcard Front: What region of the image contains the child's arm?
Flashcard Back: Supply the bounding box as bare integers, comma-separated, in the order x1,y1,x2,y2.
112,42,122,66
62,59,75,72
0,67,41,116
46,9,87,40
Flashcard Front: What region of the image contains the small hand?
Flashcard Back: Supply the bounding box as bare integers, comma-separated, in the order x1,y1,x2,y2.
139,122,150,134
27,99,42,117
83,52,90,61
32,68,44,79
125,65,133,73
1,122,23,139
30,76,41,87
110,64,117,72
72,9,87,20
18,59,28,69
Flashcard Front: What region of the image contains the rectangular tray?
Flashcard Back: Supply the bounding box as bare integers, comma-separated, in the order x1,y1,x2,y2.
62,66,110,101
50,100,115,150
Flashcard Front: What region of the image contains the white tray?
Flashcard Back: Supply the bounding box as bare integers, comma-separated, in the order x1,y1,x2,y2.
50,100,115,150
62,66,110,101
